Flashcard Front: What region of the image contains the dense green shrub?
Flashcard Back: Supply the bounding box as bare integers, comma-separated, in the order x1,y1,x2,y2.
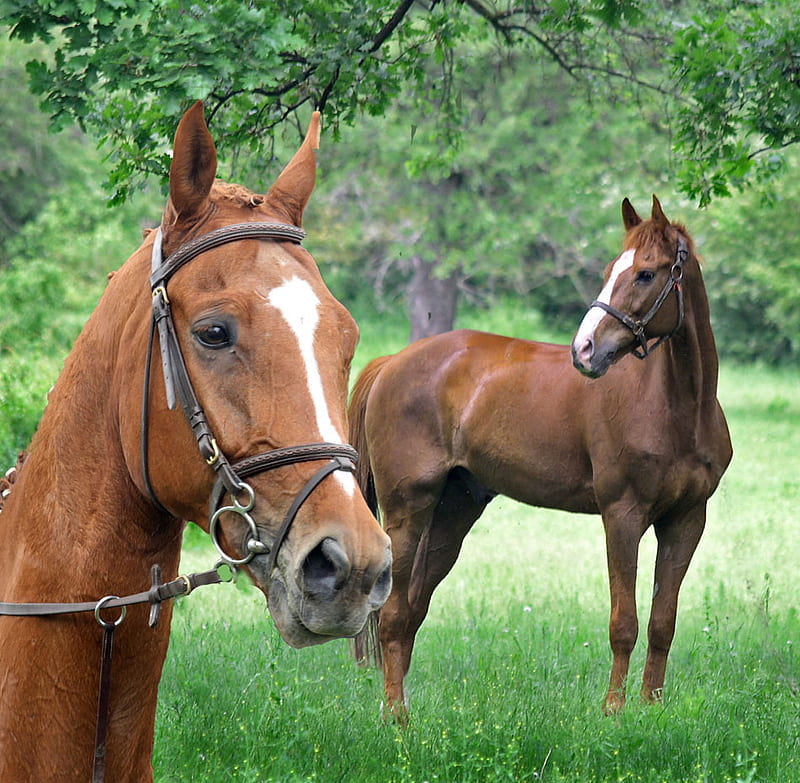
0,180,159,462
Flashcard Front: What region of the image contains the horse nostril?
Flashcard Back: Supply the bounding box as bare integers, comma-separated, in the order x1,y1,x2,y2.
302,537,350,597
573,335,597,368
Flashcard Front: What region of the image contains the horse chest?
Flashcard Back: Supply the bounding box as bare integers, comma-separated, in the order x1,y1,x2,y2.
592,431,725,514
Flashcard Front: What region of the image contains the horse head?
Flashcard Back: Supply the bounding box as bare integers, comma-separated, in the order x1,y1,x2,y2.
120,102,391,648
571,195,693,378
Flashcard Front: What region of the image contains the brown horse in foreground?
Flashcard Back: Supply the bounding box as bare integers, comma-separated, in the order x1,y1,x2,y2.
0,103,391,781
350,196,732,720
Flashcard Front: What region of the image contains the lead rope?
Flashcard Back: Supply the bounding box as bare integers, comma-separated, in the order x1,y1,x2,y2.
86,564,228,783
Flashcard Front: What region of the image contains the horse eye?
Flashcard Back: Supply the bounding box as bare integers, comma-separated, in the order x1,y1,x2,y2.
194,323,232,349
636,270,656,284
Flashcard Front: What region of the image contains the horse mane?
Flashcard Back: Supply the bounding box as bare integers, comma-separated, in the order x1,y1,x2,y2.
0,451,28,513
211,180,265,209
348,355,394,519
348,356,393,670
623,219,701,264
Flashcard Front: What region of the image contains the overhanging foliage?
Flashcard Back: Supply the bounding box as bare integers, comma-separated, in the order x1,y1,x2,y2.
6,1,796,204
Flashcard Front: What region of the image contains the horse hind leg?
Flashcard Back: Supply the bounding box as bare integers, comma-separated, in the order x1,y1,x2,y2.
378,500,440,724
641,504,706,703
380,468,490,723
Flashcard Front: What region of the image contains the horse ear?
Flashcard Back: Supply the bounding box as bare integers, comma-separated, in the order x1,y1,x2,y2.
167,101,217,223
651,194,669,226
621,198,641,230
264,112,320,228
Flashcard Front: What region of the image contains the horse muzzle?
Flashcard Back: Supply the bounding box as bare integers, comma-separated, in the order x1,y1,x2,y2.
261,529,393,648
571,335,617,378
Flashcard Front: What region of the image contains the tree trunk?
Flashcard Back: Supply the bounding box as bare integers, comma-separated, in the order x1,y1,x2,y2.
407,255,459,343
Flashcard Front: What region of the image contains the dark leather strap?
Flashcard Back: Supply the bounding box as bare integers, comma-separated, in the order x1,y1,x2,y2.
0,567,224,619
150,222,305,290
590,236,687,359
208,443,359,518
92,622,116,783
143,222,308,514
265,456,356,577
141,319,172,516
0,563,227,783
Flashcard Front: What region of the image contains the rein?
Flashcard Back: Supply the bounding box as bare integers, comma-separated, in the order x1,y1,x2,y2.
0,221,360,783
590,236,687,359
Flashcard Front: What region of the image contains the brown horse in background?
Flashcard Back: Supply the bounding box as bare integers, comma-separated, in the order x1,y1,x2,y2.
0,102,391,781
350,196,732,721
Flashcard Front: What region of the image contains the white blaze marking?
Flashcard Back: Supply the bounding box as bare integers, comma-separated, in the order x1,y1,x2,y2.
573,248,636,345
269,277,354,495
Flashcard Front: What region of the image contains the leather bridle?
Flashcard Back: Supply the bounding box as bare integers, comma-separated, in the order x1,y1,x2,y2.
0,221,360,783
143,222,358,570
590,236,687,359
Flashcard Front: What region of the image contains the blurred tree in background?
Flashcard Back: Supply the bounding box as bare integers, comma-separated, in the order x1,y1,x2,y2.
0,38,89,239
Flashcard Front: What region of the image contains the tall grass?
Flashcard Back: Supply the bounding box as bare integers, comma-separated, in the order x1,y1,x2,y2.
152,309,800,782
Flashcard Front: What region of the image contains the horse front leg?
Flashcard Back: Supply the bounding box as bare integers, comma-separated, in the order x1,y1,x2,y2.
642,504,706,703
602,502,648,713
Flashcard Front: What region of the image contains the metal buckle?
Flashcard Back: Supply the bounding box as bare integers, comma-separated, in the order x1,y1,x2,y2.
152,285,169,305
205,438,221,466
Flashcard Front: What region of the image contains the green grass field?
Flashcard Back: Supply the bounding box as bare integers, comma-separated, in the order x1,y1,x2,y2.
151,312,800,782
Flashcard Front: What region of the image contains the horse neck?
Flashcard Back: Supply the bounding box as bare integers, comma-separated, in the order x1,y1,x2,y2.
0,247,183,599
659,259,721,410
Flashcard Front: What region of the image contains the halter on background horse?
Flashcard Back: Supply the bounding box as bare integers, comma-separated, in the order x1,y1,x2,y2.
0,102,391,781
349,196,732,722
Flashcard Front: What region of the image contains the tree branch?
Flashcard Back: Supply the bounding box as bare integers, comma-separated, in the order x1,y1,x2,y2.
319,0,417,113
370,0,418,53
748,138,800,160
458,0,684,99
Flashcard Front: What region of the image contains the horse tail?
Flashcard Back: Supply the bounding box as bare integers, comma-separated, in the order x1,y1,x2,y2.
349,355,391,518
348,355,392,668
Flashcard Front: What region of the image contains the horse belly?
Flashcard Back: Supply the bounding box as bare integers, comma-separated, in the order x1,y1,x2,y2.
462,430,598,515
455,381,594,512
486,462,597,514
